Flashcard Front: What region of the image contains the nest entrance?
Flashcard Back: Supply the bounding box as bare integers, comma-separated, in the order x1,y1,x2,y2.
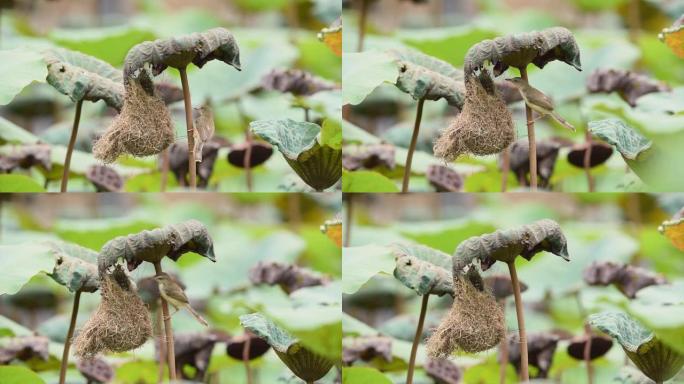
426,270,505,357
434,72,515,162
73,267,152,358
93,79,175,163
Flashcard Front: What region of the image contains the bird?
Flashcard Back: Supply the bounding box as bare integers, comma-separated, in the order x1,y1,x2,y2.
505,77,576,131
154,273,208,326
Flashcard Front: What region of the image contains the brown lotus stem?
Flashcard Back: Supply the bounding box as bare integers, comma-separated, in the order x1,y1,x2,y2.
501,146,510,192
179,67,196,190
402,98,425,193
157,305,166,384
160,148,170,192
499,299,508,384
508,261,529,381
244,129,253,192
584,322,593,384
584,130,594,192
154,261,176,381
344,194,353,247
243,334,252,384
61,99,83,192
357,0,369,51
520,67,537,191
407,294,429,384
304,107,310,122
58,290,81,384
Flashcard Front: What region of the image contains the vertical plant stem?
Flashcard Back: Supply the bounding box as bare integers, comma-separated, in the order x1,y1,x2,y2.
520,68,537,191
499,299,508,384
406,294,429,384
244,129,253,192
501,147,510,192
508,261,529,382
58,290,81,384
243,336,253,384
344,194,353,247
60,99,83,192
154,262,176,381
157,305,166,384
628,0,641,44
584,322,593,384
160,148,170,192
179,67,196,190
402,98,425,193
304,107,310,122
584,130,594,192
357,0,369,51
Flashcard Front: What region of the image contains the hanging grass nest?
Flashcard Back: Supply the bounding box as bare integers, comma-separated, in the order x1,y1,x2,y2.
434,72,515,162
73,266,152,358
426,270,505,357
93,79,174,163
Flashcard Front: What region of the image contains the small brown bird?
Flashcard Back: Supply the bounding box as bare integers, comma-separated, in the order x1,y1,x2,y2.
154,273,208,327
506,77,576,131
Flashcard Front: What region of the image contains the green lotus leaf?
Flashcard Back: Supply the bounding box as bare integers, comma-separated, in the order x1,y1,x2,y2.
387,48,465,108
0,49,47,106
46,241,99,293
240,312,334,382
251,119,341,191
453,219,569,273
43,48,124,111
240,312,298,353
123,27,241,80
590,311,684,383
588,119,652,161
392,243,453,296
463,26,582,76
98,220,215,271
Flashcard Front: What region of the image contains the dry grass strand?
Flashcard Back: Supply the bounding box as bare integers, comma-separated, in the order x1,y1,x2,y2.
434,74,515,162
93,80,174,163
426,273,505,357
73,268,152,358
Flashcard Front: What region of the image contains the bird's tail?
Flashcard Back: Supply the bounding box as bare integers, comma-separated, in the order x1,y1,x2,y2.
551,112,575,131
185,305,209,327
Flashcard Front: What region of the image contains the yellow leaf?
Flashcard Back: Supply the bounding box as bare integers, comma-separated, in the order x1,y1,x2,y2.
658,218,684,251
320,218,342,247
317,18,342,57
659,18,684,59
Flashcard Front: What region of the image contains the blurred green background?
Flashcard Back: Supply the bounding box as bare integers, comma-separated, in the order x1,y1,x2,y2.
342,192,684,383
0,192,342,383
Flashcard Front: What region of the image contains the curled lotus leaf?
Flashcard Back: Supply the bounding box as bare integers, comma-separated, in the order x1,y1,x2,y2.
250,119,341,191
47,241,99,293
123,27,241,80
240,313,333,382
590,311,684,383
586,68,670,107
463,27,582,77
588,119,652,162
98,220,215,272
240,312,297,353
583,261,666,299
44,48,124,111
392,243,453,297
388,49,465,108
452,219,569,273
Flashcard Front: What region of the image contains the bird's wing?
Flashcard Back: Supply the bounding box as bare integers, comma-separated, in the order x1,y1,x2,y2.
527,86,555,111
